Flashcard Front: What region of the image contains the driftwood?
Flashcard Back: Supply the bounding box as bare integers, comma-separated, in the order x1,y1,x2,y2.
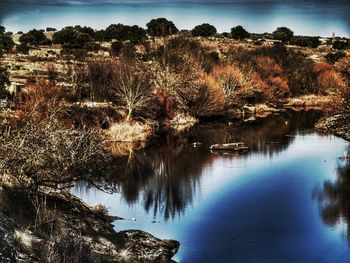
210,142,250,152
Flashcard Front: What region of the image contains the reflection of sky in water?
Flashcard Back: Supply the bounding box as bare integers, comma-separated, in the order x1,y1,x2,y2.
0,1,349,36
73,131,350,262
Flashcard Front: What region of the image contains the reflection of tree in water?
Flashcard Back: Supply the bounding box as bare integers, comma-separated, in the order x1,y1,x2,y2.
317,155,350,240
118,139,215,221
111,110,323,220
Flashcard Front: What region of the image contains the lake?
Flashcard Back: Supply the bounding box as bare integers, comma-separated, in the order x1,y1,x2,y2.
72,111,350,262
0,1,350,37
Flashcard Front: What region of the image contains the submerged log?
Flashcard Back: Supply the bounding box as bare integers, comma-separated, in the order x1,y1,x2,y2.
210,142,250,152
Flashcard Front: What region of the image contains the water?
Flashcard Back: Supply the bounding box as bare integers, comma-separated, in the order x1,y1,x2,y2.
0,1,350,37
72,111,350,262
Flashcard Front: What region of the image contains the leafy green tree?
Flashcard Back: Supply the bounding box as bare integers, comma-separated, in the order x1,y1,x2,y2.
146,18,178,37
46,27,57,32
0,33,15,53
0,66,10,99
332,40,349,50
290,36,321,48
16,43,30,54
53,28,91,49
231,25,250,40
104,24,146,43
191,23,217,37
19,29,51,46
273,27,294,43
73,25,95,38
110,41,124,56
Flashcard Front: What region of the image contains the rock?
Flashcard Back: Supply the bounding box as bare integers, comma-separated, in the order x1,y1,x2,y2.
210,142,250,152
0,213,17,263
117,230,180,263
316,114,350,141
243,105,256,115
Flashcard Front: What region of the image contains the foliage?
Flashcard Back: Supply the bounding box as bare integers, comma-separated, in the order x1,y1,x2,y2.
0,65,10,99
325,51,346,63
46,27,57,32
290,36,321,48
336,56,350,114
110,41,124,56
19,29,51,46
104,24,146,44
0,33,15,53
146,18,178,37
191,23,217,37
53,28,91,49
272,27,294,43
332,40,349,50
0,82,110,189
231,25,250,40
16,43,30,54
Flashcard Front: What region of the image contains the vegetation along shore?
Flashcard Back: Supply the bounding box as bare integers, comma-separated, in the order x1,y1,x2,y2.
0,18,350,262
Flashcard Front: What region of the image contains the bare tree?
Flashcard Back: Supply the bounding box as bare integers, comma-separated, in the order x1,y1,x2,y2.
111,60,153,121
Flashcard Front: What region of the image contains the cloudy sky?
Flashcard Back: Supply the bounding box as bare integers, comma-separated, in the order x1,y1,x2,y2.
1,0,349,36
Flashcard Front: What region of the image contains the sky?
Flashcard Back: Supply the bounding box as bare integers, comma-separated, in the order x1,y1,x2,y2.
0,0,349,36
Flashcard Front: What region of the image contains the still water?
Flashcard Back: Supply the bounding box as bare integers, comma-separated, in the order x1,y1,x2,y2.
0,1,350,36
72,111,350,262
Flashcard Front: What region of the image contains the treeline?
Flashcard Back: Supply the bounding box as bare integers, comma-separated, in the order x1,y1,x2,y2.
1,18,350,58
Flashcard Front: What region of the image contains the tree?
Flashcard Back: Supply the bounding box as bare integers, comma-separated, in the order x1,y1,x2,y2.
104,24,146,43
273,27,294,43
19,29,51,46
16,43,30,54
146,18,178,37
46,27,57,32
0,33,15,53
53,28,93,57
231,25,250,40
110,41,124,56
0,66,10,99
111,60,153,121
332,40,349,50
191,23,217,37
290,36,321,48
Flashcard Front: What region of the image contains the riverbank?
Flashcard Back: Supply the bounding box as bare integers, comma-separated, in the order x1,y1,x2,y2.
0,181,179,262
316,114,350,141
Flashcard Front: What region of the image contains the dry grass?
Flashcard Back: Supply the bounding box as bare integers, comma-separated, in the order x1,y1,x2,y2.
167,113,198,133
285,95,333,108
106,121,154,143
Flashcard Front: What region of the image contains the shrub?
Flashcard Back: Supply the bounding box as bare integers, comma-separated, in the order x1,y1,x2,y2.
325,51,346,63
332,40,349,50
0,33,15,53
231,25,250,40
191,23,217,37
146,18,178,37
110,41,123,56
272,27,294,43
16,43,30,54
104,24,146,44
209,65,259,104
46,27,57,32
177,80,225,118
336,57,350,114
0,65,10,99
19,29,51,46
290,36,321,48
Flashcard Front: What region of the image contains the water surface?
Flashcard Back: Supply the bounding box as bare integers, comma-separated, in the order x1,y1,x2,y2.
72,111,350,262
